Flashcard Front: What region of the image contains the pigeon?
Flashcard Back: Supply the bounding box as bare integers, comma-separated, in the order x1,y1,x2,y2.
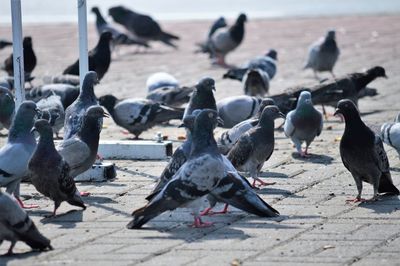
334,99,399,202
28,119,86,216
304,30,340,79
43,74,80,86
2,37,37,79
146,72,179,92
36,93,65,139
201,13,247,66
0,86,15,131
218,98,276,154
58,106,108,178
127,109,226,229
242,68,270,97
146,86,193,107
380,114,400,157
99,94,183,139
108,6,180,49
63,31,112,81
183,77,216,119
63,71,99,140
217,95,264,128
284,91,323,157
0,101,40,208
228,106,285,187
27,83,80,109
195,17,227,54
0,39,12,49
0,189,52,255
91,6,149,49
223,49,278,81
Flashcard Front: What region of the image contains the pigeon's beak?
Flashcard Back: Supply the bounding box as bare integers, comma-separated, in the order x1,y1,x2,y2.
333,108,341,117
30,126,37,134
35,108,42,117
178,123,186,128
211,85,216,91
217,116,224,127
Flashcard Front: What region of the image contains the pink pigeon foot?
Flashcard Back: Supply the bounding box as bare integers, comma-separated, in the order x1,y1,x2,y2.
80,191,91,197
346,197,366,203
190,217,214,228
201,204,229,216
15,197,39,209
252,179,276,188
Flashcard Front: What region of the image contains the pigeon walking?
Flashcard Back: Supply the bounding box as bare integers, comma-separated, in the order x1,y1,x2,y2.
228,106,284,187
28,120,86,217
335,99,399,202
304,30,340,80
0,101,40,208
108,6,180,49
63,31,112,81
63,71,99,140
0,189,52,255
2,37,37,79
195,17,227,54
284,91,323,157
99,94,183,139
37,93,65,139
0,86,15,131
381,114,400,157
183,77,216,119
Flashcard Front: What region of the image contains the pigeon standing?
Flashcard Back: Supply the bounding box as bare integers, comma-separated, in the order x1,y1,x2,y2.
99,94,184,139
28,119,86,217
284,91,323,157
36,93,65,139
63,31,112,81
381,114,400,157
63,71,99,140
0,101,40,208
183,77,216,119
0,189,52,255
203,13,247,66
108,6,180,49
91,6,149,48
127,109,226,229
2,36,37,79
335,99,399,202
304,30,340,80
195,17,227,54
228,106,284,187
0,86,15,131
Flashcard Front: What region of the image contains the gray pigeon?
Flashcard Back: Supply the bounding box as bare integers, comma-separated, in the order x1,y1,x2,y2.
0,101,40,208
58,106,108,178
195,17,227,54
217,95,264,128
183,77,216,119
202,13,247,66
108,6,180,49
29,120,86,217
99,94,184,139
36,93,65,139
0,189,52,255
242,68,270,97
335,99,399,202
127,109,226,229
64,71,99,140
381,114,400,157
42,74,80,86
223,49,278,81
0,86,15,131
218,98,276,154
27,83,80,109
228,106,284,187
91,6,149,49
284,91,323,157
146,86,193,107
304,30,340,80
146,72,179,92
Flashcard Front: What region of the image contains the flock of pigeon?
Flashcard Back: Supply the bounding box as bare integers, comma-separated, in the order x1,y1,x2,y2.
0,5,399,256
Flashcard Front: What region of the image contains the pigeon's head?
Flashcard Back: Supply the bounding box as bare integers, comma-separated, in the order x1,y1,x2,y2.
91,6,100,14
297,91,313,106
85,106,109,119
326,30,336,40
193,109,220,133
31,119,52,137
334,99,359,121
83,71,99,86
367,66,387,79
237,13,247,24
13,101,41,128
215,17,227,28
259,105,285,125
100,31,113,42
257,98,276,116
23,36,32,47
196,77,215,92
265,49,278,60
98,94,118,112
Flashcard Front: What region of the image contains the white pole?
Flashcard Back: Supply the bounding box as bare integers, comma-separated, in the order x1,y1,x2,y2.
10,0,25,108
77,0,89,87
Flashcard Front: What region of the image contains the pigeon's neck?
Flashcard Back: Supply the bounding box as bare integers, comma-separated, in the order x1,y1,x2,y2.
96,37,111,52
94,11,107,26
79,117,102,153
343,114,369,137
190,129,218,157
192,90,216,109
230,21,245,43
258,118,275,135
37,131,57,154
352,72,378,90
8,117,35,144
79,85,96,102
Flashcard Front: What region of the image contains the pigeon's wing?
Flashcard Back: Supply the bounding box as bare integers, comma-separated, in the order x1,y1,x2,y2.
63,107,84,139
227,133,254,168
57,138,91,171
0,143,32,178
131,14,161,37
373,135,390,173
317,112,323,136
211,29,238,54
57,160,77,197
283,111,296,137
62,60,79,76
304,38,323,68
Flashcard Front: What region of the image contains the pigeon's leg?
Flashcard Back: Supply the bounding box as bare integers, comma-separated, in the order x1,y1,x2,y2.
13,184,39,209
346,175,366,203
200,207,213,216
365,179,380,202
202,204,229,215
79,191,90,197
6,241,16,256
322,105,329,120
191,216,214,228
45,202,60,218
252,178,276,187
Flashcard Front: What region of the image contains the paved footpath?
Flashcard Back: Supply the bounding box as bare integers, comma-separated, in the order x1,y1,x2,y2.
0,14,400,266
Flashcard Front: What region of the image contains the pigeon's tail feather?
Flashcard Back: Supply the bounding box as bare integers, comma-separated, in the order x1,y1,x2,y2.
160,31,180,40
243,69,269,96
380,123,393,147
378,172,400,195
18,221,53,251
159,31,179,49
223,68,247,81
228,192,279,217
67,191,86,210
157,106,185,122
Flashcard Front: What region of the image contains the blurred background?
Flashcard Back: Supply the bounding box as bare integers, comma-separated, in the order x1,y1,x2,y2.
1,0,400,23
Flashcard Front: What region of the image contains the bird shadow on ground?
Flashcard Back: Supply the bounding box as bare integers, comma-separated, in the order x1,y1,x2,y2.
259,171,289,178
0,250,49,264
291,152,334,164
38,209,84,228
256,187,303,198
357,195,400,214
115,49,167,59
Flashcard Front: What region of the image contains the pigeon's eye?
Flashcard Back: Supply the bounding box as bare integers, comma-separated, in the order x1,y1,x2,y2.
208,113,214,118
